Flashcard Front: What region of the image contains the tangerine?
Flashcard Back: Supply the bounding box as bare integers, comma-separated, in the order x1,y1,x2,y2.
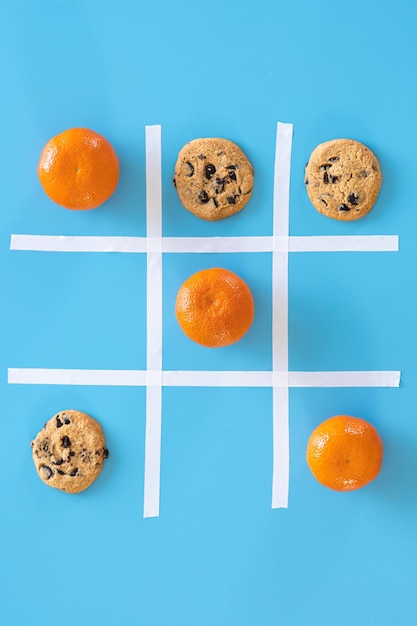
175,268,254,348
306,415,383,491
38,127,119,210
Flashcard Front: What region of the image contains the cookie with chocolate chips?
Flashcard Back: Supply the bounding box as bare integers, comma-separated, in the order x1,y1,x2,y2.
173,137,254,221
305,139,382,221
31,410,109,494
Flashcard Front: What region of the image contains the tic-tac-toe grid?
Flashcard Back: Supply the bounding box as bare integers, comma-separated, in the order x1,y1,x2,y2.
8,122,400,518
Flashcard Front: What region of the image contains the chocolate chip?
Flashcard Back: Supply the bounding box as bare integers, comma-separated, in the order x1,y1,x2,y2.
226,196,236,205
62,436,71,448
328,157,339,162
348,192,359,205
95,450,100,455
372,162,378,171
198,154,206,160
305,179,309,185
173,177,177,188
69,451,75,457
185,161,194,176
357,170,370,179
57,469,65,475
338,204,351,212
64,418,70,425
319,198,328,206
227,165,237,181
205,164,216,179
213,197,219,208
70,468,78,477
103,449,109,459
53,458,64,466
320,164,332,170
214,178,225,193
329,175,339,183
40,465,52,480
198,190,209,204
56,417,63,428
323,171,329,184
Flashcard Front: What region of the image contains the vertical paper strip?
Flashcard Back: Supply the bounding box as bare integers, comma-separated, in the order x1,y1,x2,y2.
144,125,163,518
272,122,293,509
144,385,162,517
272,387,290,506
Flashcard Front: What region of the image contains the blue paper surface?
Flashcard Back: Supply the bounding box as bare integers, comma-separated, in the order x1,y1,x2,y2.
0,1,415,624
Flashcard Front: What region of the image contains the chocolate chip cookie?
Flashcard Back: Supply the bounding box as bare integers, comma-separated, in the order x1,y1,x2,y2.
173,138,254,221
305,139,382,221
31,410,109,494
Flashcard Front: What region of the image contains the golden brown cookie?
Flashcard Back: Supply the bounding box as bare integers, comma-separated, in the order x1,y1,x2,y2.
173,137,254,221
305,139,382,221
31,409,108,494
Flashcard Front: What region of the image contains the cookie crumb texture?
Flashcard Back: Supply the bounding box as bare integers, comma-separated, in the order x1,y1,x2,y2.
305,139,382,221
31,410,108,494
173,138,254,221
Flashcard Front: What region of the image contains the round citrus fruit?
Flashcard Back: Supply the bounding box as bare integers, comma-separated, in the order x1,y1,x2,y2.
38,127,119,210
306,415,383,491
175,268,254,348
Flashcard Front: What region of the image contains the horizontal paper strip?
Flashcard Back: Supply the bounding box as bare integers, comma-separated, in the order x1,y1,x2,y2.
10,234,147,253
163,370,275,387
7,368,147,386
8,368,401,387
289,235,399,253
289,370,401,387
10,234,399,254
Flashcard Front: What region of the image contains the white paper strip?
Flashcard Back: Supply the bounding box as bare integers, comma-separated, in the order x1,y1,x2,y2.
273,124,292,237
146,126,162,239
146,256,163,372
272,387,289,508
165,369,402,388
8,368,401,388
162,236,273,253
144,125,163,519
162,370,276,387
289,235,399,253
271,122,293,509
10,234,399,254
289,370,401,387
272,253,289,373
7,368,147,386
143,384,162,518
10,234,147,253
163,235,398,254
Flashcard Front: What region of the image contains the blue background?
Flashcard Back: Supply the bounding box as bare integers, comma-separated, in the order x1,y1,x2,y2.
0,1,415,624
